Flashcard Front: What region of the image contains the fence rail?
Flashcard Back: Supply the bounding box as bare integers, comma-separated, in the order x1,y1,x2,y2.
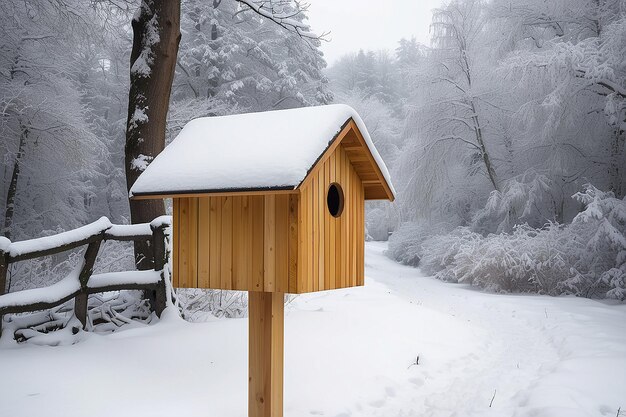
0,216,171,337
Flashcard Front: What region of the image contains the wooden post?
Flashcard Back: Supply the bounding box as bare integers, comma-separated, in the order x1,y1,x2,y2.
0,250,7,296
151,225,167,271
75,240,102,328
0,248,7,337
150,224,167,316
249,291,284,417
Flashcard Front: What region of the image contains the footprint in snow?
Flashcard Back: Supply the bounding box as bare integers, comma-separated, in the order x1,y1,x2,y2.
409,377,424,387
369,398,386,408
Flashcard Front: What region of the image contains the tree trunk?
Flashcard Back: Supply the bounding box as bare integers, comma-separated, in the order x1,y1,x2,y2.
461,50,499,192
470,101,499,192
3,123,27,240
125,0,181,269
609,128,625,198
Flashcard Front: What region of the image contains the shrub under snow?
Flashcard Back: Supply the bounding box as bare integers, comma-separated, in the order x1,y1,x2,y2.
388,185,626,299
569,185,626,299
387,222,455,267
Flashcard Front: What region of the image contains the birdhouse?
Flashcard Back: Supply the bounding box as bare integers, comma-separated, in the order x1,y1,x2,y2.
130,104,395,293
130,104,394,417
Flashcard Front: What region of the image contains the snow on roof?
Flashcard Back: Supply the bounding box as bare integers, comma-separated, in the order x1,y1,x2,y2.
129,104,394,198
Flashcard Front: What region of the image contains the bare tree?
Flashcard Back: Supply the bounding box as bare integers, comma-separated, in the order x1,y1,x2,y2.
429,0,500,192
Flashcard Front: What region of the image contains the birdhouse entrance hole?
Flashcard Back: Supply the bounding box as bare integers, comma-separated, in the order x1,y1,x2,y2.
327,183,344,217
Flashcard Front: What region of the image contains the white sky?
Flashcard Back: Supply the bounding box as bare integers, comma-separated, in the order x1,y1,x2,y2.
306,0,445,65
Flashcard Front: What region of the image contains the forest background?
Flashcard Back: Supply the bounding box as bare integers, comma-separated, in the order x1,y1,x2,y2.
1,0,624,300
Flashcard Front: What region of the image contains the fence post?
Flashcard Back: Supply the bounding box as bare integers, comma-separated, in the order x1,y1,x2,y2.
150,224,167,317
0,249,7,296
0,250,6,337
74,240,102,328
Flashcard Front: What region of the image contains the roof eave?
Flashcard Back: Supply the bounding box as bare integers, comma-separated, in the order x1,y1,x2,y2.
129,186,298,200
297,118,395,202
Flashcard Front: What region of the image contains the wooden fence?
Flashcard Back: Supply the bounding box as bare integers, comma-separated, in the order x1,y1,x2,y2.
0,216,171,337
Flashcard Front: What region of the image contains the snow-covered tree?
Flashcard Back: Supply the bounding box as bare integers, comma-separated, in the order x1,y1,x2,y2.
0,0,111,240
175,0,331,113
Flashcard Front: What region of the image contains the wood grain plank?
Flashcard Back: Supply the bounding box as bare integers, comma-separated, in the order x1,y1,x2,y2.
321,159,327,290
354,166,359,287
198,197,211,288
243,196,253,290
351,170,358,288
326,155,333,291
189,198,199,288
342,147,349,288
172,198,180,287
232,196,242,290
344,166,351,289
358,177,364,285
264,195,276,292
318,164,325,292
251,196,265,291
312,176,318,292
336,147,344,289
221,196,233,290
297,190,305,294
209,196,221,289
299,187,305,293
298,188,304,293
177,198,189,287
288,194,299,293
275,195,290,293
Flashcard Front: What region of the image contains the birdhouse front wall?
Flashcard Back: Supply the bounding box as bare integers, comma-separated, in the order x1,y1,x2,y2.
296,142,365,292
172,143,365,293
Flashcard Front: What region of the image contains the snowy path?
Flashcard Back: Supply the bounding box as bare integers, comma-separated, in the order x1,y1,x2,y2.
1,242,625,417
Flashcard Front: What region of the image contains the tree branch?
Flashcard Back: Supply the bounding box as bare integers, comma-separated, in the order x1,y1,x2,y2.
235,0,329,43
427,135,482,153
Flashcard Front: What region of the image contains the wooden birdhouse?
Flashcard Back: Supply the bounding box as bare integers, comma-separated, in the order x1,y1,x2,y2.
130,104,394,417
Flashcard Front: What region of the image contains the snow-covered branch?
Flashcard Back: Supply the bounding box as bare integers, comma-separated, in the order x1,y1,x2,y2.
235,0,328,42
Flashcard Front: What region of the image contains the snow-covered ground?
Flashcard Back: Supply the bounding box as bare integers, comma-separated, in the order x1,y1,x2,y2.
1,242,625,417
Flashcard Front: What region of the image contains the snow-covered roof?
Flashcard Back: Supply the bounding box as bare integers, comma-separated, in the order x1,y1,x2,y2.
129,104,394,199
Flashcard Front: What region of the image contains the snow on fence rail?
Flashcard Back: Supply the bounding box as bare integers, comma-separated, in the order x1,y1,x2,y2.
0,216,172,337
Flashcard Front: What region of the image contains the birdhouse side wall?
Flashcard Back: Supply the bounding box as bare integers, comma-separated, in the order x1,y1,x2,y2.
172,194,298,292
296,143,365,293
